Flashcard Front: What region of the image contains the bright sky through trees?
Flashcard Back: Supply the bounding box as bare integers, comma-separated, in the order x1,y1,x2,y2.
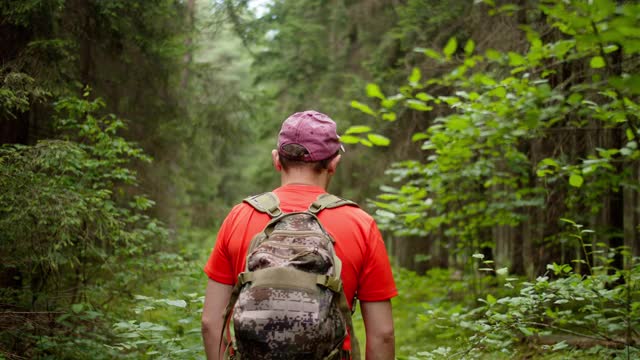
249,0,271,17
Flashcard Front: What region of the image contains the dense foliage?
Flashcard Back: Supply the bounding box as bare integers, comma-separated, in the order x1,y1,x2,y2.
1,0,639,358
0,93,170,357
348,0,640,357
0,0,250,357
357,0,639,272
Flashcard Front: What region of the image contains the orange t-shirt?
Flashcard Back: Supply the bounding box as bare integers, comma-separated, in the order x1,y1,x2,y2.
204,184,398,307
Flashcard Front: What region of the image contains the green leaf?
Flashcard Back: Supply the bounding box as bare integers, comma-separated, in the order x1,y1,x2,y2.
382,112,397,121
375,209,396,218
367,133,390,146
406,99,433,111
340,135,360,144
379,185,399,193
519,327,534,336
350,100,376,116
377,194,397,201
567,92,583,105
71,303,84,313
498,4,520,14
590,56,606,69
446,117,471,131
536,169,550,177
569,173,584,188
359,138,373,147
508,52,526,66
485,49,502,61
490,87,507,98
464,39,475,55
381,99,397,109
552,341,569,351
412,133,428,142
409,68,421,85
443,37,458,57
609,74,640,95
472,253,485,259
422,48,442,60
476,74,497,86
366,83,385,99
165,299,187,308
415,92,434,102
540,158,559,168
486,294,497,305
345,125,372,134
626,128,635,141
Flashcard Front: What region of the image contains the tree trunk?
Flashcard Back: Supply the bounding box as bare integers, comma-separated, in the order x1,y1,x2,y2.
181,0,196,88
626,163,640,257
608,47,625,272
394,235,433,274
74,0,94,87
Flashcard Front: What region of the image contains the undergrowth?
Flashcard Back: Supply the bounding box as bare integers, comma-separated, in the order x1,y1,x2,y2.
98,226,639,360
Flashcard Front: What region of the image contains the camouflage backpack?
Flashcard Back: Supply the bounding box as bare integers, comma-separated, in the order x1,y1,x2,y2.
220,192,361,360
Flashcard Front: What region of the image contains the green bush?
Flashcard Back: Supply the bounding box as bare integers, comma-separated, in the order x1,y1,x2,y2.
0,94,168,357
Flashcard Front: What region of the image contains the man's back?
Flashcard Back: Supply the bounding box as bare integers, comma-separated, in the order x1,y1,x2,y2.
204,184,396,309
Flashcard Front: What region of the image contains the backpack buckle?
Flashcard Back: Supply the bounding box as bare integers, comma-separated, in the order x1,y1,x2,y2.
308,202,323,213
267,205,282,217
238,272,253,285
317,275,342,293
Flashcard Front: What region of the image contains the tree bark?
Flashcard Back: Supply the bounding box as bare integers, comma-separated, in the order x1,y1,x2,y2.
181,0,196,88
608,46,625,272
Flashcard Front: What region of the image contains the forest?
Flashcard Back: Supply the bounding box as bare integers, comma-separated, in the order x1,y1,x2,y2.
0,0,639,358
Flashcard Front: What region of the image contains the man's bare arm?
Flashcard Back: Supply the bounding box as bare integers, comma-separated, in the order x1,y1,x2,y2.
360,300,395,360
202,279,233,360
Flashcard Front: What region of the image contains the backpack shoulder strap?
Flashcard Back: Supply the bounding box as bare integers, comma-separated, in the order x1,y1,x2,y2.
308,193,359,215
243,192,282,218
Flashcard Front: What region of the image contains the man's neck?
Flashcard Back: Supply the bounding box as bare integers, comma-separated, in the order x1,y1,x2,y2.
280,170,329,189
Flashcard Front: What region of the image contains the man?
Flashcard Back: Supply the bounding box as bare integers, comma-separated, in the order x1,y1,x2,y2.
202,110,397,360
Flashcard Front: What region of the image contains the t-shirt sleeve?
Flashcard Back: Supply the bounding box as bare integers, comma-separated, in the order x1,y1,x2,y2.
203,206,239,285
356,220,398,302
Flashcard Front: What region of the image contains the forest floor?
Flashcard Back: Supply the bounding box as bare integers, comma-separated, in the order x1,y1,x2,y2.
109,229,627,360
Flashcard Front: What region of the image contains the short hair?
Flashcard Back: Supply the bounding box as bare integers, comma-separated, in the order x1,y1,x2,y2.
279,144,339,173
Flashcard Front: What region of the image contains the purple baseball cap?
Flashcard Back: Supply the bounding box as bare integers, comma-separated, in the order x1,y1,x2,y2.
277,110,344,162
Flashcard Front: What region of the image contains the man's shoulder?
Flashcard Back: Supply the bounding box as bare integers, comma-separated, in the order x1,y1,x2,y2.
321,199,376,227
229,201,253,213
222,201,260,222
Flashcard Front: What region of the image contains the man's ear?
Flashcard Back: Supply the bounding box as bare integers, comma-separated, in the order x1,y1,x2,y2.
327,154,341,174
272,150,283,172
